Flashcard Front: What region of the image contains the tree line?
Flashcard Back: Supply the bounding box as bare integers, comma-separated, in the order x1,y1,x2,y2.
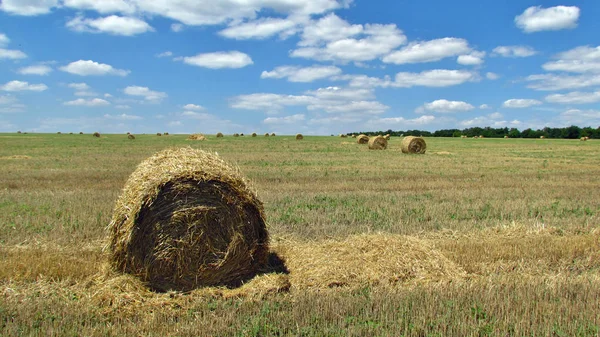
352,125,599,139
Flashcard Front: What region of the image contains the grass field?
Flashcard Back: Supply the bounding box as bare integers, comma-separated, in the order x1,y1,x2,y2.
1,133,599,336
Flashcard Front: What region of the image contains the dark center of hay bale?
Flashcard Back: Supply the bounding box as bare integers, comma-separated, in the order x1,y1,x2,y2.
270,133,276,136
107,148,269,292
400,136,427,154
296,134,303,140
368,136,388,150
128,134,135,140
93,132,101,138
356,134,369,144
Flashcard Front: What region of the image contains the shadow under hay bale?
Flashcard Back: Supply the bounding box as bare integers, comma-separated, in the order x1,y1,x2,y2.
401,136,427,154
368,135,388,150
296,134,303,140
356,134,369,144
107,148,270,292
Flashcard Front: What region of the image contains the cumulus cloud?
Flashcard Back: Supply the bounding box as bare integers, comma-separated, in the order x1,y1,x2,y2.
486,72,499,80
394,69,477,88
64,98,110,106
503,99,542,108
0,48,27,60
479,104,491,109
156,51,173,58
526,73,600,91
545,91,600,104
261,65,341,82
171,23,184,32
178,51,253,69
0,33,9,47
263,114,305,124
1,80,47,92
515,5,580,33
416,99,474,113
219,17,298,40
183,104,204,110
366,115,438,129
492,45,537,57
17,65,53,75
60,60,130,76
62,0,136,14
103,113,142,120
457,51,485,66
542,46,600,73
0,0,57,16
124,86,167,102
557,109,600,126
66,15,154,36
382,37,471,64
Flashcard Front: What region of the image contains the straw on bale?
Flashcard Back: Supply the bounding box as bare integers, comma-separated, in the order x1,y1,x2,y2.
93,132,101,138
401,136,427,154
384,134,391,140
128,134,135,140
270,133,276,136
296,134,303,140
107,147,270,291
187,134,206,141
157,133,162,136
356,134,369,144
216,132,224,138
233,133,239,137
368,135,388,150
251,132,257,137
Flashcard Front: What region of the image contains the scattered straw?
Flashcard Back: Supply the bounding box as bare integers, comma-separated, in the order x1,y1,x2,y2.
401,136,427,154
0,155,31,160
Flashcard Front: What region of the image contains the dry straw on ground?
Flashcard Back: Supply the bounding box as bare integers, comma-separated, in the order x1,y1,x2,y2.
128,134,135,140
216,132,224,138
356,134,369,144
368,135,388,150
187,134,206,141
106,147,270,291
93,132,101,138
296,134,303,140
401,136,427,154
252,133,257,137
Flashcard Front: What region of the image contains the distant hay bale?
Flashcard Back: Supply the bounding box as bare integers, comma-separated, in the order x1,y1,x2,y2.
107,147,269,291
356,134,369,144
540,136,545,139
339,134,347,138
401,136,427,154
128,134,135,140
252,133,257,137
296,134,303,140
57,132,62,134
216,132,224,138
585,136,590,140
264,133,269,137
580,137,587,141
479,135,484,138
79,132,83,135
164,132,169,136
240,133,245,136
384,134,391,140
69,132,73,135
504,135,509,139
17,131,21,134
233,133,239,137
270,133,276,137
368,135,388,150
93,132,101,138
157,133,162,136
187,134,206,141
351,135,357,138
127,132,131,135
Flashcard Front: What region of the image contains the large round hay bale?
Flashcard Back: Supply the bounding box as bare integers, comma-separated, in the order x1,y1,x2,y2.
270,133,276,137
93,132,101,138
401,136,427,154
164,132,169,136
216,132,224,138
540,136,545,139
107,147,269,291
296,133,303,140
187,134,206,141
157,133,162,136
240,133,245,136
504,135,508,139
356,134,369,144
580,137,587,141
79,132,84,135
128,134,135,140
57,132,62,134
368,135,388,150
251,132,257,137
351,134,357,138
339,134,347,138
233,133,239,137
264,133,269,137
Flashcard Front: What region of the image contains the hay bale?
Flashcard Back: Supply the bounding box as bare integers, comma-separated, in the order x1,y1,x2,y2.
356,134,369,144
270,133,276,137
384,134,391,140
17,131,21,134
339,134,347,138
479,135,484,138
504,135,509,139
240,133,245,136
79,132,83,135
400,136,427,154
187,134,206,141
351,135,357,138
93,132,101,138
585,136,590,140
107,147,269,291
157,133,162,136
368,135,388,150
233,133,239,137
128,134,135,140
296,133,303,140
216,132,224,138
264,133,269,137
580,137,587,141
57,132,62,134
164,132,169,136
540,136,545,139
251,133,257,137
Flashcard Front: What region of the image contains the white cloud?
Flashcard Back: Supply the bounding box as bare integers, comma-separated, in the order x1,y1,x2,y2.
292,15,406,63
503,99,542,108
230,93,315,111
0,103,25,113
124,86,167,102
68,82,90,91
261,65,341,82
492,45,537,57
171,23,184,32
104,93,112,98
416,99,474,113
0,94,17,105
394,69,476,88
460,115,521,127
542,46,600,73
64,98,110,106
183,104,204,110
263,114,305,124
17,65,53,75
104,113,141,120
0,0,57,16
366,115,437,129
457,51,485,66
488,112,503,120
382,37,471,64
486,72,499,80
179,51,253,69
60,60,130,76
0,33,9,47
0,48,27,59
306,86,374,101
115,105,131,109
181,111,214,119
526,73,600,91
63,0,136,14
558,109,600,126
1,80,47,92
156,51,173,58
479,104,491,109
515,5,580,33
545,91,600,104
219,17,297,40
308,100,388,114
66,15,154,36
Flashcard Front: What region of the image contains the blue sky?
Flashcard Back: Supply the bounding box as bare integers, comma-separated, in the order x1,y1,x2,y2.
1,0,599,134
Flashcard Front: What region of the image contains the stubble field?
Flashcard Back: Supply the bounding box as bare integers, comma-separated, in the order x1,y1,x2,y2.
1,133,599,336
